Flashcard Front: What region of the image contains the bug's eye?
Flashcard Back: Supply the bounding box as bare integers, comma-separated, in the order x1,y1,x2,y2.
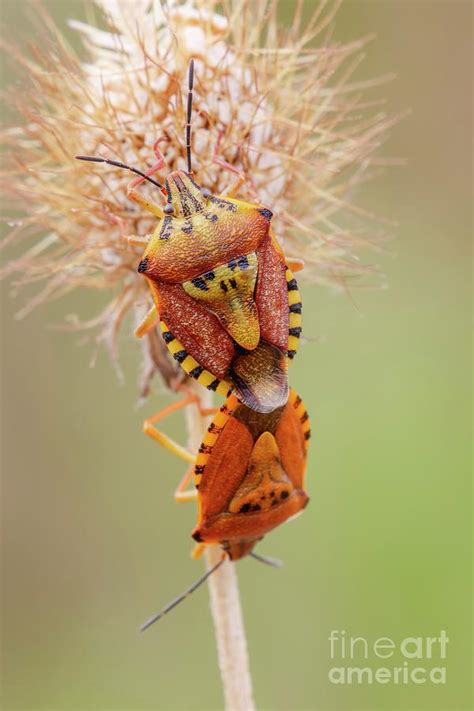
201,188,212,199
163,203,174,215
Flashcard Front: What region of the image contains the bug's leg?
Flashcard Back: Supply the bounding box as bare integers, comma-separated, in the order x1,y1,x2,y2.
191,543,206,559
144,390,221,505
285,258,305,273
128,233,152,248
199,406,219,416
222,174,246,199
174,463,198,503
135,304,160,338
143,393,198,464
127,181,164,219
127,138,167,218
143,389,215,460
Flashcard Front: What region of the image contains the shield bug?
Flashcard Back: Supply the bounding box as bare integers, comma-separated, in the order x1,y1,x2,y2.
191,387,310,560
76,59,303,414
139,386,310,628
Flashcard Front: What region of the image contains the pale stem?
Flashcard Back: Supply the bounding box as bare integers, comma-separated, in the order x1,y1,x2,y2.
184,382,255,711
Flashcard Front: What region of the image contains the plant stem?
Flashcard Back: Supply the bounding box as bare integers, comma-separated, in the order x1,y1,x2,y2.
205,545,255,710
185,383,255,711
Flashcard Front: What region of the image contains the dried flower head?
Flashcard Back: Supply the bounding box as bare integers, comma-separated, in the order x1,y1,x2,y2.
1,0,397,395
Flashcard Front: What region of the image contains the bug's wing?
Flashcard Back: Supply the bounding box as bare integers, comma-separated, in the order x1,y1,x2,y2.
197,417,254,519
229,340,289,414
156,282,235,380
275,390,310,490
255,239,289,353
195,424,309,548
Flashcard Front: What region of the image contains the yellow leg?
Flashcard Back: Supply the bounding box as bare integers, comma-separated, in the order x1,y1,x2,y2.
199,407,219,417
128,234,151,248
126,140,166,218
144,393,217,508
191,543,205,559
222,174,245,199
143,394,198,464
174,464,198,503
286,258,305,273
143,392,215,464
135,304,159,338
127,185,164,219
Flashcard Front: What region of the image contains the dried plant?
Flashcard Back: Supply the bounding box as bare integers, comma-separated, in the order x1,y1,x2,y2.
1,0,397,389
1,1,397,708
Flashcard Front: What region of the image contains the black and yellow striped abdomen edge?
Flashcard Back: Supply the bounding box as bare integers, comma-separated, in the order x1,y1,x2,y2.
159,321,232,398
285,265,303,360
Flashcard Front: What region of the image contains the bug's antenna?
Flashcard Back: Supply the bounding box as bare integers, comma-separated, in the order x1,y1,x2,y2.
139,558,224,632
250,552,284,568
185,58,194,175
75,155,163,190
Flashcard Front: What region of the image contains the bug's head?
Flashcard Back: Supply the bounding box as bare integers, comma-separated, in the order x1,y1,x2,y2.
164,171,211,218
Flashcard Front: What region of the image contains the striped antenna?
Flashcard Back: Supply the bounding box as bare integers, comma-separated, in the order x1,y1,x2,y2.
140,558,224,632
185,58,195,174
75,155,163,190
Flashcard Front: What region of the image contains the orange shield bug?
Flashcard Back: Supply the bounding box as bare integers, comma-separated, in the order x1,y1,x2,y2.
139,387,310,628
76,60,303,414
191,388,310,560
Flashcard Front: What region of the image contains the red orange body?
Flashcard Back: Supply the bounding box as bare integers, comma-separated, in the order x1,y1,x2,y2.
138,171,302,413
191,388,311,560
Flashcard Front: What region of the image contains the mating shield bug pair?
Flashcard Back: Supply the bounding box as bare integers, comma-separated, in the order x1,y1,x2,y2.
76,59,311,627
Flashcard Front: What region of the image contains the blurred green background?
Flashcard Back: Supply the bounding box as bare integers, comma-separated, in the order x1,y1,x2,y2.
1,1,472,710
